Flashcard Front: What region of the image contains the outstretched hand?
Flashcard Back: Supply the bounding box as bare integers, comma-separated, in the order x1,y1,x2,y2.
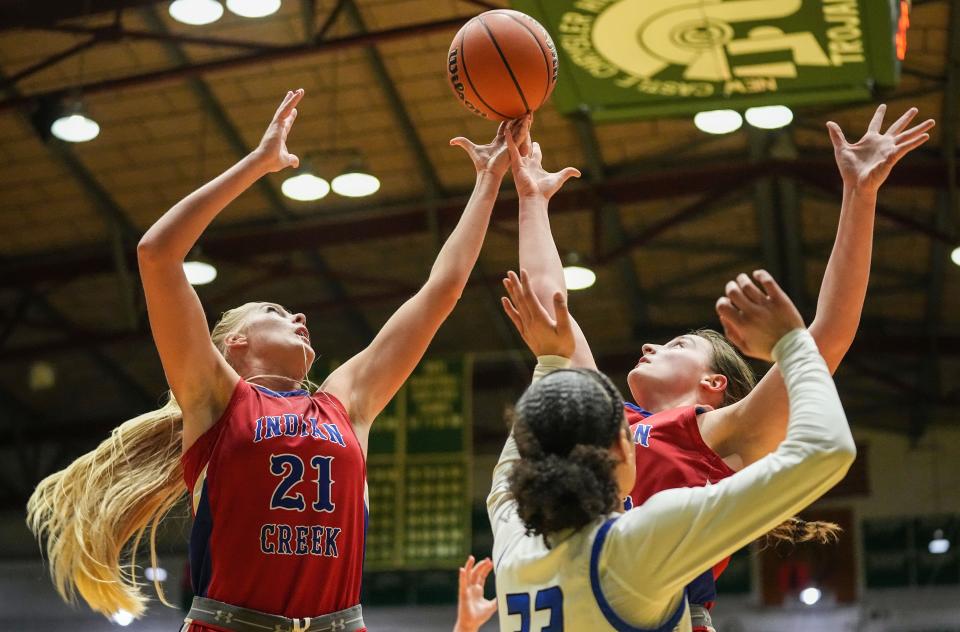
450,115,532,178
502,269,575,358
453,555,498,632
507,126,580,200
255,89,304,173
715,270,804,362
827,104,935,193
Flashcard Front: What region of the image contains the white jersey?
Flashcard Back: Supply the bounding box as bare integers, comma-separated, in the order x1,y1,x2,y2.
488,329,856,631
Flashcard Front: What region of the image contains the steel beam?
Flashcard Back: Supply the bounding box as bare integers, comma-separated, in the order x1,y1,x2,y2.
912,0,960,440
343,0,444,199
140,6,375,341
5,154,958,290
0,72,150,405
0,0,163,29
573,114,649,333
36,24,288,52
0,15,472,113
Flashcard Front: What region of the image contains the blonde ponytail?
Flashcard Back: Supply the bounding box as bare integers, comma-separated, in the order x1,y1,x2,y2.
761,516,842,548
25,301,315,620
26,397,186,619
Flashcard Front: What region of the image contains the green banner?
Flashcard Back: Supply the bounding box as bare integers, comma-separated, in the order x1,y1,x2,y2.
513,0,906,121
359,357,473,571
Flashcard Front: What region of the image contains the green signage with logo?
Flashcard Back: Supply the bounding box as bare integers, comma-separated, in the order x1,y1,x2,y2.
512,0,908,121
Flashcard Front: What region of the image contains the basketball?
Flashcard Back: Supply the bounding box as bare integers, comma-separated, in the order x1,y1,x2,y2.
447,10,559,121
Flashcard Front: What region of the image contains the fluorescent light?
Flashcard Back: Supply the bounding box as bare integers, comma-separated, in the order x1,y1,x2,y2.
563,265,596,291
282,173,330,201
183,261,217,285
227,0,281,18
951,246,960,266
50,113,100,143
169,0,224,25
29,362,56,391
144,566,168,582
111,610,134,626
799,586,821,606
694,110,743,135
745,105,794,130
929,529,951,554
332,171,380,198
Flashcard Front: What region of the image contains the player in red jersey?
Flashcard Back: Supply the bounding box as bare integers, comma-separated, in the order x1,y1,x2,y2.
27,91,536,631
501,105,933,631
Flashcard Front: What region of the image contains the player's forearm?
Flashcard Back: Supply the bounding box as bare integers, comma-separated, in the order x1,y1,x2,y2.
425,171,501,300
809,184,877,369
138,152,269,263
519,196,566,304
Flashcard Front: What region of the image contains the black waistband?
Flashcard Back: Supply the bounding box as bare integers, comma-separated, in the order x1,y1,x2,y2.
184,596,364,632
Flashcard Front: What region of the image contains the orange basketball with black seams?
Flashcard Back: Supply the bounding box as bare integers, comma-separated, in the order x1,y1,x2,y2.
447,9,559,121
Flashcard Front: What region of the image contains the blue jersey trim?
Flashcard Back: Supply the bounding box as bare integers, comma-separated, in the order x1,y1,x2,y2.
624,402,653,419
590,517,688,632
362,503,369,570
189,480,215,597
253,385,310,398
686,567,718,606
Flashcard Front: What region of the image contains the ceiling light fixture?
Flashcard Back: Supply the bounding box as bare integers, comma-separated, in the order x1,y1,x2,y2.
693,109,743,135
745,105,795,130
50,104,100,143
226,0,281,18
331,168,380,198
282,171,330,201
183,260,218,286
562,253,596,291
168,0,224,25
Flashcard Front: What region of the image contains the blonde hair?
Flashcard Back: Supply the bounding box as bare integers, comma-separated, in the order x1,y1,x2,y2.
26,302,316,619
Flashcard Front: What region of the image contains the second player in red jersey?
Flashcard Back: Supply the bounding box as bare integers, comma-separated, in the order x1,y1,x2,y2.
504,105,934,630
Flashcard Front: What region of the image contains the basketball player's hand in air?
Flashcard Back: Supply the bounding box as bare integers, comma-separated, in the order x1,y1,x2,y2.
450,115,531,178
715,270,804,363
253,89,304,173
506,123,580,200
827,104,934,193
501,269,575,359
453,555,497,632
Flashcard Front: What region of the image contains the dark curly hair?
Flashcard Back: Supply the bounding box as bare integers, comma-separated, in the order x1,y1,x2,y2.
508,369,627,539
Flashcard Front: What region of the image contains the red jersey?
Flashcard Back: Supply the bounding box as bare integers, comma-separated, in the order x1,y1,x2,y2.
625,404,735,507
624,403,736,612
182,380,366,628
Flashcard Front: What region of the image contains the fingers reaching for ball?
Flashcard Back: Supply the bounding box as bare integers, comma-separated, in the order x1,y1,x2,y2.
715,270,804,362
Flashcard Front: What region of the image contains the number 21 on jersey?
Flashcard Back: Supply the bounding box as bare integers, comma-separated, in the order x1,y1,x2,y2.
506,586,563,631
268,453,335,512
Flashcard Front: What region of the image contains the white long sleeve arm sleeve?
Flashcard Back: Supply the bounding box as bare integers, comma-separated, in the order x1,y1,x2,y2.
600,328,856,619
487,355,571,569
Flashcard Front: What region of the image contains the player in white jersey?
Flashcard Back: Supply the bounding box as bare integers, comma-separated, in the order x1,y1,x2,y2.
487,268,856,632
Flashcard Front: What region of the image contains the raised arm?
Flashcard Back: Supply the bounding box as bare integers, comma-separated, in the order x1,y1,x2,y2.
599,274,856,627
137,90,303,450
322,120,524,431
508,130,595,369
701,105,935,467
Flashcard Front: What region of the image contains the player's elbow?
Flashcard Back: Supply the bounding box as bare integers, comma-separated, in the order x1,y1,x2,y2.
820,427,857,472
137,233,177,267
423,276,464,312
